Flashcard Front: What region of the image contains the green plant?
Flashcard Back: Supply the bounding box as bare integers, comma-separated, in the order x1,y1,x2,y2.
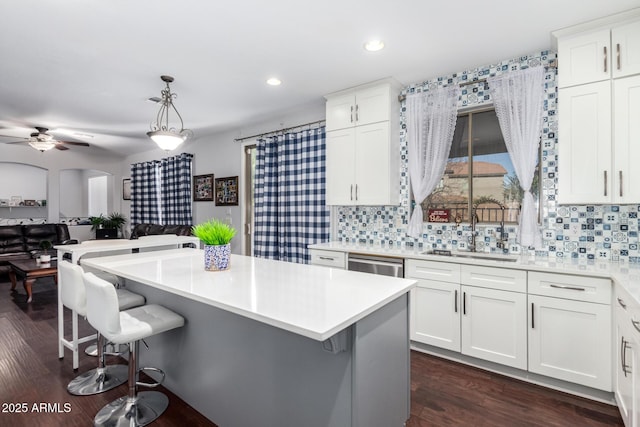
89,212,127,231
192,219,236,246
39,240,52,254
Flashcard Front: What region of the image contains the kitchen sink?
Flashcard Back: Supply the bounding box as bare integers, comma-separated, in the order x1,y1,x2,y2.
422,250,519,262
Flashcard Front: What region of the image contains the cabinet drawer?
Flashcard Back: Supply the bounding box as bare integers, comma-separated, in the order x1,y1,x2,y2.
406,259,460,283
529,272,610,304
310,250,346,269
460,265,526,293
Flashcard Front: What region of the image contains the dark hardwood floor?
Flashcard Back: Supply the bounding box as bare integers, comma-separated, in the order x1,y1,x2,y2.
0,276,624,427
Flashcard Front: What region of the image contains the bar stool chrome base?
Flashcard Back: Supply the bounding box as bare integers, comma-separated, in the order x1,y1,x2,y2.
93,391,168,427
67,365,128,396
85,344,98,356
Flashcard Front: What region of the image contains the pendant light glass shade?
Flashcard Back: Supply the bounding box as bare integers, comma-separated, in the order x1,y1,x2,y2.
29,140,56,152
147,75,192,151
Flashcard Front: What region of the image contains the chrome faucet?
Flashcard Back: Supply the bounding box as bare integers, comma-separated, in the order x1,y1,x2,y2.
468,208,479,252
497,205,507,250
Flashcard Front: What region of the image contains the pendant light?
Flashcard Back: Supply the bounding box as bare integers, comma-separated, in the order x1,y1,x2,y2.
147,75,193,151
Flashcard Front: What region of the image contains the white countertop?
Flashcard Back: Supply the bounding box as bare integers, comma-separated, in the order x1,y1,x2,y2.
310,241,640,303
81,248,416,341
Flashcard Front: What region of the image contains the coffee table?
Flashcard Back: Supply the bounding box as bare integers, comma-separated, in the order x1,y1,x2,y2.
9,259,58,303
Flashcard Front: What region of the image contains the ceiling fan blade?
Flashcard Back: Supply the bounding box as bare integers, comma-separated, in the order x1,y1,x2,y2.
0,134,28,139
54,144,69,151
59,140,90,147
5,140,29,144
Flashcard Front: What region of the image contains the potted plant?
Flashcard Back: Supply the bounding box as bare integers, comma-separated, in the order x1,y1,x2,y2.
192,219,236,271
39,240,52,263
89,212,127,238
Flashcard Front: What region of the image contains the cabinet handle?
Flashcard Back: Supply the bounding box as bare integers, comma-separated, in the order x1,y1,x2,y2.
355,104,359,122
454,289,458,313
618,297,627,309
604,46,608,73
632,319,640,333
620,170,623,198
604,171,607,196
531,302,535,329
355,184,358,201
463,292,466,315
318,256,335,261
549,284,585,292
350,184,353,201
617,43,621,70
621,337,628,377
350,105,354,123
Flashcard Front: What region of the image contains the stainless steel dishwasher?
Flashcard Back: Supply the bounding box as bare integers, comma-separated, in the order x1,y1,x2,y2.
347,253,404,278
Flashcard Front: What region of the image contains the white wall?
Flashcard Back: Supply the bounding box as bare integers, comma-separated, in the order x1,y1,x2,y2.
0,144,125,224
0,162,47,201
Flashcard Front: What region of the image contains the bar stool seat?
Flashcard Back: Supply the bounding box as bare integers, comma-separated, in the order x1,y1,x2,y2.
59,261,145,396
84,272,185,427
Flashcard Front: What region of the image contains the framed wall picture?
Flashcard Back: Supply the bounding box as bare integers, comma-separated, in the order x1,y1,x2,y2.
193,174,214,201
122,178,132,200
215,176,238,206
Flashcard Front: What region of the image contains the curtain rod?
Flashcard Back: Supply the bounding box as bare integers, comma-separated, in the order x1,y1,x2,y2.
234,119,326,142
397,61,557,102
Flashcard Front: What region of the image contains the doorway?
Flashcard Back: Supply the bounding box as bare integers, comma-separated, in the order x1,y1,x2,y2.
242,143,256,256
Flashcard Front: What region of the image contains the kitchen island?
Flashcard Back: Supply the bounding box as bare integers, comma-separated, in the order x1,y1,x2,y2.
81,248,416,427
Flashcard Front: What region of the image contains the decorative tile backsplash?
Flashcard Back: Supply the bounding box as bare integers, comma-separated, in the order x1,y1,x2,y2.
334,50,640,263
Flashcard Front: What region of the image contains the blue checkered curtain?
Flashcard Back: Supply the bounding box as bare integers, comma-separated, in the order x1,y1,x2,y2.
254,127,329,263
130,153,193,227
130,160,161,226
160,153,193,224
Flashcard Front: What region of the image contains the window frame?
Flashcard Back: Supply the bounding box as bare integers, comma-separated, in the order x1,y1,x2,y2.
416,104,542,225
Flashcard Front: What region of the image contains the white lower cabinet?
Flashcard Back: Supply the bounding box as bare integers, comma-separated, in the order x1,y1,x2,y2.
615,284,640,427
460,285,528,370
528,294,611,390
409,258,616,395
308,249,346,269
528,272,611,391
411,280,460,352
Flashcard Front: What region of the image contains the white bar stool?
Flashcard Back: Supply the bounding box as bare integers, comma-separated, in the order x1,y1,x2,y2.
83,272,185,427
58,261,145,396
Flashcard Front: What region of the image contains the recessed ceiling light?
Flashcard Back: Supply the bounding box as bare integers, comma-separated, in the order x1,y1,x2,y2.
266,78,282,86
364,40,385,52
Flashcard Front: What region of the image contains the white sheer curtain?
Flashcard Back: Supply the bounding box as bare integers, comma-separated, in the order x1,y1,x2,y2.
488,66,544,248
406,86,460,238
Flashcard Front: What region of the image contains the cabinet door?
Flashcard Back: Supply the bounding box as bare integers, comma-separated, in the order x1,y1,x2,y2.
614,75,640,203
615,315,634,426
460,286,527,370
410,280,460,352
612,20,640,79
354,85,391,126
528,295,611,391
325,128,356,205
558,81,612,204
558,29,610,87
354,122,395,205
326,93,355,131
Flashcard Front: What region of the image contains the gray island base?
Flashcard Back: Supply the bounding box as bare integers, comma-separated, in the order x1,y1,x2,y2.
82,250,413,427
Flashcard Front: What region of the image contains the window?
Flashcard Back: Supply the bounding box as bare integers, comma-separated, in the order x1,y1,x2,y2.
421,108,539,224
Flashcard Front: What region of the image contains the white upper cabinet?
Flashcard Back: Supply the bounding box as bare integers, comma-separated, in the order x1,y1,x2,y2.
558,29,611,87
612,21,640,79
555,11,640,204
326,85,391,131
324,79,401,206
557,16,640,88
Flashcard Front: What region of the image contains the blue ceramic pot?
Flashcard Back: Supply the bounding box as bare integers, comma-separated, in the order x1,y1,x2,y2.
204,243,231,271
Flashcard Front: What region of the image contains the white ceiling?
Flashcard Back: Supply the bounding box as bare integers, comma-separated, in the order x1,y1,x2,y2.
0,1,637,157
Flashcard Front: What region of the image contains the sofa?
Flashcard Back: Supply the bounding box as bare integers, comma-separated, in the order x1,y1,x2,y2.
130,223,193,239
0,223,77,274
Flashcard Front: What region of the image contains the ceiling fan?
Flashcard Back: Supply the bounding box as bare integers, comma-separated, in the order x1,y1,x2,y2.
0,127,91,152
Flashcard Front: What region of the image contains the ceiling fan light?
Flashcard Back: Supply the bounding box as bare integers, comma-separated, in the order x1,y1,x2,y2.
147,130,185,151
29,140,56,152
